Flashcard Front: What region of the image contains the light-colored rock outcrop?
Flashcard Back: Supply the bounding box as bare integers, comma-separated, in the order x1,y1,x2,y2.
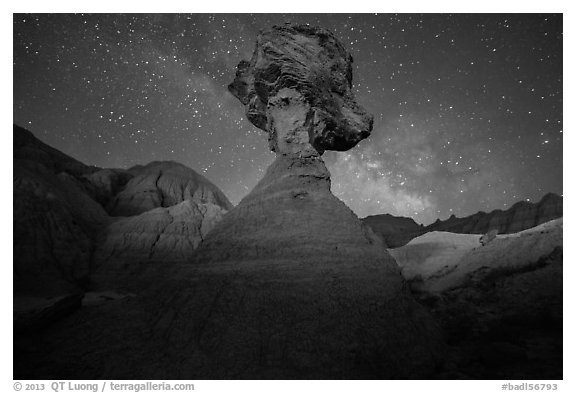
389,218,562,293
90,161,233,287
389,231,482,287
99,200,226,261
389,219,562,379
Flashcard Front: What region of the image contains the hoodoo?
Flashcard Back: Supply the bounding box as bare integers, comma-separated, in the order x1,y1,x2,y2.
14,24,444,380
189,24,443,378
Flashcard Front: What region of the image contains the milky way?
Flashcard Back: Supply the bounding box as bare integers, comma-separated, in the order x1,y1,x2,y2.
13,14,562,224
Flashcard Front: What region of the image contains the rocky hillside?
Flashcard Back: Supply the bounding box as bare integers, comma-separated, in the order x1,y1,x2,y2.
14,125,109,297
363,193,562,248
93,200,228,288
107,161,233,216
388,219,563,378
361,213,424,248
14,125,100,177
390,218,562,293
13,125,232,321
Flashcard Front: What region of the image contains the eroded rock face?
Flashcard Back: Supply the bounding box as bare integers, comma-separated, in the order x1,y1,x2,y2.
107,161,233,216
13,126,232,297
390,218,563,293
184,153,443,378
389,220,563,379
229,23,373,155
82,168,134,206
93,200,228,288
39,154,440,379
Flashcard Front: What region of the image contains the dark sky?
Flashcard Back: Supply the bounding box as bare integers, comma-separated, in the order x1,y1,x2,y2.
13,13,563,224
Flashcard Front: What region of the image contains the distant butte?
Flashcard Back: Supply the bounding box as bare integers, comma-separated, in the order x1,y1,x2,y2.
363,193,563,248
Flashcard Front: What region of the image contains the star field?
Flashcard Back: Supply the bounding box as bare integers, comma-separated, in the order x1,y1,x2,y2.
13,13,562,224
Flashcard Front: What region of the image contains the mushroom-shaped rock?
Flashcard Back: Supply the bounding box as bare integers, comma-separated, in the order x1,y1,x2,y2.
229,23,373,155
14,25,444,380
182,24,444,378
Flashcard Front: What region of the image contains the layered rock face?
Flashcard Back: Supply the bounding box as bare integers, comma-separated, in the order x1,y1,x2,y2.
107,161,233,216
98,201,226,262
228,23,373,155
93,200,227,288
90,161,233,288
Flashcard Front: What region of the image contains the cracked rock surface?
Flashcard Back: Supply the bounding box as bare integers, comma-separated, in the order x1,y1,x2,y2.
93,200,227,288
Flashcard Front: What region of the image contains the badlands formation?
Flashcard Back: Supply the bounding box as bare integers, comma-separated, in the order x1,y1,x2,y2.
363,193,562,248
15,24,443,379
14,126,232,325
389,219,562,378
185,23,444,378
14,24,561,380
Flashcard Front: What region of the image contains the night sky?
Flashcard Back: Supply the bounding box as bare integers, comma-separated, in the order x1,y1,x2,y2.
13,14,563,224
